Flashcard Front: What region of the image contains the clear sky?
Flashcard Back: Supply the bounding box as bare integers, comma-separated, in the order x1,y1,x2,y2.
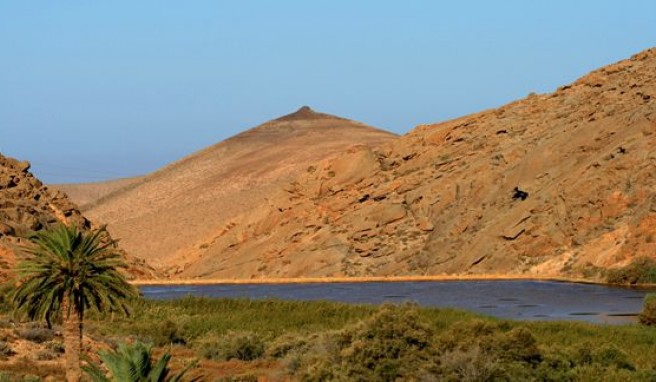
1,1,654,183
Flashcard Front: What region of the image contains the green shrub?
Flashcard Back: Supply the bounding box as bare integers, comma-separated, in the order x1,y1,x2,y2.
153,319,187,346
265,332,311,358
639,293,656,326
594,345,634,370
438,319,500,351
487,327,541,364
34,340,65,361
435,320,542,380
435,345,503,382
44,340,65,354
607,257,656,285
300,303,435,381
0,341,14,359
200,331,266,361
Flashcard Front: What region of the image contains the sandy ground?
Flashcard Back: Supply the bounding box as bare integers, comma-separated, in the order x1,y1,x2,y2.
130,274,602,286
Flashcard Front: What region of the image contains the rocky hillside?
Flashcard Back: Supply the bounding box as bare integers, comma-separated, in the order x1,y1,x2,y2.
174,48,656,280
0,154,155,281
81,107,396,272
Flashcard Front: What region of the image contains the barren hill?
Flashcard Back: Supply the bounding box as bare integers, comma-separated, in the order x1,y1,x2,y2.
174,48,656,280
0,154,154,282
82,107,396,272
55,176,143,209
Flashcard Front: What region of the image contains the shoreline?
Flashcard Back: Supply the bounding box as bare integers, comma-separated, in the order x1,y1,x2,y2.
130,274,603,286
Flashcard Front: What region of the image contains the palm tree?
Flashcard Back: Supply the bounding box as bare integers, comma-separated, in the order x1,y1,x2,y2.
12,224,138,382
83,341,199,382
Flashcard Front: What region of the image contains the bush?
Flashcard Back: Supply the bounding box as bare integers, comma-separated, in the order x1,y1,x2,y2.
300,303,435,381
45,340,65,354
151,319,187,346
639,293,656,326
265,332,310,359
594,345,634,370
436,345,503,382
35,348,59,361
607,257,656,285
200,331,266,361
35,340,66,360
435,320,541,380
0,341,14,359
14,327,53,343
486,327,541,364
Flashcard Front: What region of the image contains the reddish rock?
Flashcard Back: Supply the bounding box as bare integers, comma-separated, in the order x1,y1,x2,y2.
0,153,156,282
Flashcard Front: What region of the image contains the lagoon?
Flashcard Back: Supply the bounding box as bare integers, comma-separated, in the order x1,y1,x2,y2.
140,280,653,324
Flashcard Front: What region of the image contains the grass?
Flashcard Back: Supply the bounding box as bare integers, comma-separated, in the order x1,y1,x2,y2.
89,296,484,344
90,297,385,341
524,320,656,368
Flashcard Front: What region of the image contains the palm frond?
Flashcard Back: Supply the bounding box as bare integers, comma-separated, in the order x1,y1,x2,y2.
12,224,138,322
85,341,199,382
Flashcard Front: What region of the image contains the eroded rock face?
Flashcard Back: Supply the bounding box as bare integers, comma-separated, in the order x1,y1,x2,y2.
0,153,155,281
177,48,656,280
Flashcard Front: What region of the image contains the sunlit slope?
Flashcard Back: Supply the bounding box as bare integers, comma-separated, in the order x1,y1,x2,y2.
83,107,397,273
179,48,656,280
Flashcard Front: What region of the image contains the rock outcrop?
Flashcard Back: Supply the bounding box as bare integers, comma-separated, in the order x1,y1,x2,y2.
175,48,656,280
0,154,155,281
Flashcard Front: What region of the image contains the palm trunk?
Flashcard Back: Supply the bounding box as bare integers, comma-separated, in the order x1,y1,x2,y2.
62,297,82,382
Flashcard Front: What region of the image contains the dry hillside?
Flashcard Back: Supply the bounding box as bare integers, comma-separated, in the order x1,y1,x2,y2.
0,154,155,281
172,48,656,280
82,107,396,272
55,176,142,209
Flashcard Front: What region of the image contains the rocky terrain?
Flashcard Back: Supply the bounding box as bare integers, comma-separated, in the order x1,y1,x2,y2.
79,107,396,272
0,154,155,282
171,48,656,280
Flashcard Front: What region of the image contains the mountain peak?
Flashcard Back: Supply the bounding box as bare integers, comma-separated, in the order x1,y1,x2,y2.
274,106,346,122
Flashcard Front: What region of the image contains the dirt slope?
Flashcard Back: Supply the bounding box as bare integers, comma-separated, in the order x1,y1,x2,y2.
82,107,397,272
175,48,656,280
0,154,155,282
55,176,142,209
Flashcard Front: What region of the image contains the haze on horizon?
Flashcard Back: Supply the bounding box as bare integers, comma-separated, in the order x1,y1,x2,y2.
1,1,654,183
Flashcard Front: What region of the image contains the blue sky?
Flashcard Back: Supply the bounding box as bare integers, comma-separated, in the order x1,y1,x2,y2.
1,1,654,183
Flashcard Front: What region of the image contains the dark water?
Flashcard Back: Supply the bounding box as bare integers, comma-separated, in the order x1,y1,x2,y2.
140,280,655,324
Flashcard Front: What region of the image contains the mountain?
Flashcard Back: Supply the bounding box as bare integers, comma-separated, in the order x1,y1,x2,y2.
171,48,656,280
80,107,397,273
0,154,155,282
